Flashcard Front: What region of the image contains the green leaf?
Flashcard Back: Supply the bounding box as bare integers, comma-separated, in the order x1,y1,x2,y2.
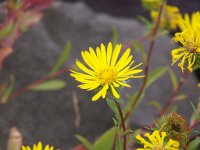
50,41,72,74
0,22,14,39
1,75,14,103
75,135,92,150
132,40,147,61
148,100,161,110
30,79,66,91
146,67,168,88
168,68,178,91
92,128,116,150
124,91,145,115
137,16,152,28
188,137,200,150
106,98,121,122
158,29,169,37
111,26,119,46
115,135,123,150
174,94,187,101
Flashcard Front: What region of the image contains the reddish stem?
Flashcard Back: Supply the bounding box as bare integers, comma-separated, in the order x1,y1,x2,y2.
125,0,166,120
190,119,200,129
10,67,69,100
157,70,189,118
115,100,127,150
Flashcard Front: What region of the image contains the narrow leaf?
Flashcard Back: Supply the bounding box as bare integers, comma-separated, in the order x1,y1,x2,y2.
111,26,119,46
188,137,200,150
0,22,14,39
92,128,116,150
106,98,121,122
148,100,161,110
75,135,92,150
50,41,72,74
132,40,147,61
124,91,145,115
137,15,152,28
168,68,178,91
146,67,168,88
174,94,187,101
30,79,66,91
1,75,14,103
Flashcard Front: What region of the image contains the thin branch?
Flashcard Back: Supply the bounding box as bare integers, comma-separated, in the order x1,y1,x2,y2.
157,70,189,118
190,119,200,129
10,67,69,100
115,100,127,150
188,133,200,144
125,0,166,120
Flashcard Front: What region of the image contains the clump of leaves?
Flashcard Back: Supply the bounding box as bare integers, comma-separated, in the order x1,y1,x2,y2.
154,112,191,149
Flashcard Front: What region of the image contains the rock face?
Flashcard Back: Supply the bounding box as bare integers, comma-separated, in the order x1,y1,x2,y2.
0,1,199,149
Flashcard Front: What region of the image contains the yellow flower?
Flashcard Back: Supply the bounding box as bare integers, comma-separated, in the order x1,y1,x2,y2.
171,20,200,72
136,130,179,150
70,42,143,101
198,83,200,88
177,11,200,31
150,5,181,30
22,142,54,150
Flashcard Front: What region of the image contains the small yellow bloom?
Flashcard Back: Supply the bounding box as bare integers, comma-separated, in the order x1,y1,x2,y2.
171,12,200,72
70,42,143,101
22,142,54,150
198,83,200,88
136,130,179,150
150,5,181,30
177,11,200,31
171,30,200,72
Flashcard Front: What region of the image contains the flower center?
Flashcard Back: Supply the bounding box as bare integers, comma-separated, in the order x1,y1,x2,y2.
186,44,198,53
98,68,117,84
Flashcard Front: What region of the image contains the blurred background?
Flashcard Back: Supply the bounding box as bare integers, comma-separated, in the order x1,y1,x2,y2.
0,0,199,149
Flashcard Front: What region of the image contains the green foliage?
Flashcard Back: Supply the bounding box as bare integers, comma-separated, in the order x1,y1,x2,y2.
194,53,200,69
132,40,147,61
168,68,178,91
137,16,152,28
29,79,66,91
106,98,125,149
50,41,72,74
124,91,145,116
188,137,200,150
0,22,14,39
191,102,200,122
106,98,120,122
141,0,161,10
92,128,116,150
75,135,92,149
111,26,119,46
148,100,161,110
154,113,190,149
75,128,116,150
174,94,187,101
1,75,14,103
146,66,168,88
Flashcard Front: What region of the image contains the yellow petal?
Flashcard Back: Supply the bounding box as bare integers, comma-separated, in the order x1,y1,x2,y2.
110,85,120,99
76,60,95,76
107,42,113,66
111,44,121,67
92,87,104,101
115,48,131,69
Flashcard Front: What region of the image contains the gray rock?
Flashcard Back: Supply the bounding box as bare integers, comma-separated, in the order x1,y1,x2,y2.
0,1,199,149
